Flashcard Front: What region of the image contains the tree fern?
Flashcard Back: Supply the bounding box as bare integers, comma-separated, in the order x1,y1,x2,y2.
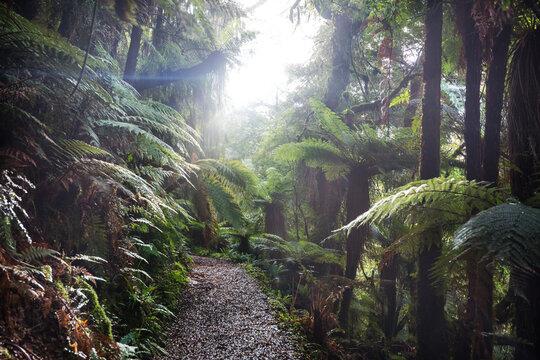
196,158,260,198
275,139,349,181
202,176,244,230
341,177,505,235
276,100,416,182
452,203,540,275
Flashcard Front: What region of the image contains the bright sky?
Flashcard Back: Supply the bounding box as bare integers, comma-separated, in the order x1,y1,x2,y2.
225,0,320,108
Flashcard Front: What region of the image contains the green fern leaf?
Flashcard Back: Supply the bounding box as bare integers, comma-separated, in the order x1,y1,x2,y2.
453,203,540,274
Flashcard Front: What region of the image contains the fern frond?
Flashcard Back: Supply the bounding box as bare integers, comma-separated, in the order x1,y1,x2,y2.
196,159,259,196
201,176,244,230
275,139,349,181
20,246,59,263
310,99,356,152
75,159,168,219
53,139,110,164
453,203,540,275
341,177,505,234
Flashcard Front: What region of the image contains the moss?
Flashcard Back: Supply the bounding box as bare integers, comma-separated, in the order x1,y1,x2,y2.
78,279,113,340
0,347,13,359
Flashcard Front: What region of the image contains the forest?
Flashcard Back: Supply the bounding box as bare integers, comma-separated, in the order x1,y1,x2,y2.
0,0,539,359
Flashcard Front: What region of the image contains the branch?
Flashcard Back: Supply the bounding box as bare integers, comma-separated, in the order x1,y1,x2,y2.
350,70,421,114
126,51,227,92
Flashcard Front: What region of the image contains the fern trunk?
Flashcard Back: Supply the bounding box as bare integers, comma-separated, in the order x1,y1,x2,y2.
380,251,398,340
264,201,287,240
338,165,370,330
417,0,448,359
124,25,143,80
58,0,79,42
312,169,343,242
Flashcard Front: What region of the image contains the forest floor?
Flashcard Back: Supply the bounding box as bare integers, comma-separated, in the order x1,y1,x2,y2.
155,256,300,360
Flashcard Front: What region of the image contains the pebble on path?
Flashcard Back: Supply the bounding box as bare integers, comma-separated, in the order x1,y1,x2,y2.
155,256,300,360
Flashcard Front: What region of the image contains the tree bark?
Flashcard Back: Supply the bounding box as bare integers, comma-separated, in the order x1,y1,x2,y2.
323,13,352,111
482,23,512,184
403,76,422,127
58,0,79,42
417,0,448,359
338,165,370,330
264,201,287,240
124,25,143,81
455,1,492,358
508,27,540,360
419,0,442,180
153,7,166,52
457,0,482,182
311,170,343,241
380,251,398,340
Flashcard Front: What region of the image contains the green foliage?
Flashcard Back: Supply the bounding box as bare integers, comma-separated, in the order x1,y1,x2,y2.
20,246,59,263
276,139,349,181
251,235,343,269
389,89,410,108
0,5,199,358
276,99,416,181
453,203,540,275
79,279,114,340
343,177,504,233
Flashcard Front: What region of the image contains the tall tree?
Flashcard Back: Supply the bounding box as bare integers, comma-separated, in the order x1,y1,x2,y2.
417,0,449,359
482,22,512,184
507,26,540,360
453,1,490,358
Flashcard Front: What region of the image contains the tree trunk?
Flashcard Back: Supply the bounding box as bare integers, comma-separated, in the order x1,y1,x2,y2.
508,28,540,201
124,25,143,80
380,251,398,340
58,0,79,42
312,170,343,241
238,235,249,254
455,1,492,358
323,13,352,111
457,0,482,182
264,201,287,240
514,274,540,360
153,7,166,51
417,0,448,359
482,23,512,184
322,11,357,331
419,0,442,180
338,165,370,330
13,0,41,20
508,27,540,360
403,76,422,127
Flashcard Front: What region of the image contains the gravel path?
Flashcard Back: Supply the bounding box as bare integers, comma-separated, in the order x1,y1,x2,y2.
156,256,300,360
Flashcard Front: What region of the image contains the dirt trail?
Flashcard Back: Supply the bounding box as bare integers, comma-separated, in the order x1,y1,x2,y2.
156,256,300,360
